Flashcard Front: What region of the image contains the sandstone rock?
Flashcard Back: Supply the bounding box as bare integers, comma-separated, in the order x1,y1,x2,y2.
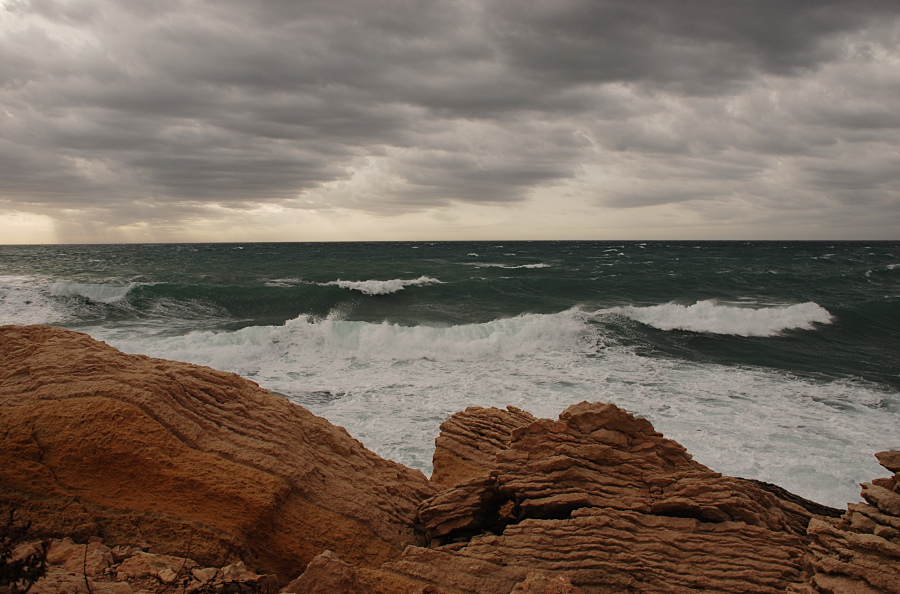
861,483,900,517
8,324,888,594
39,539,114,578
109,546,139,564
91,583,133,594
64,543,114,578
384,402,839,593
115,551,197,581
875,451,900,474
28,567,92,594
0,325,436,581
192,567,219,583
281,550,371,594
23,536,279,594
431,405,536,487
510,573,583,594
797,450,900,593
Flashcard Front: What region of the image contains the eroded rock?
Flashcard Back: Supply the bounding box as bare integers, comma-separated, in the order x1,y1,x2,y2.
796,450,900,593
0,325,436,581
6,324,892,594
389,402,842,593
281,550,371,594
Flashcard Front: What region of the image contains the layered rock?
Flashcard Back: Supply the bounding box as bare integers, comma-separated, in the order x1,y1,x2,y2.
430,405,536,487
794,450,900,593
7,324,896,594
0,325,436,581
383,402,843,593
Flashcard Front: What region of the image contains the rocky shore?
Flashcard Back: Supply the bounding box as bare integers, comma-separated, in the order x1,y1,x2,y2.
1,325,898,593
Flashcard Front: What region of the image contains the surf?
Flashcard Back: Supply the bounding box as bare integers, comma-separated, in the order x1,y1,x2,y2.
49,281,138,304
321,276,443,295
601,300,833,337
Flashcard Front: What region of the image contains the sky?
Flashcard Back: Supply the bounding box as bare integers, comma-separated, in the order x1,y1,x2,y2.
1,0,899,243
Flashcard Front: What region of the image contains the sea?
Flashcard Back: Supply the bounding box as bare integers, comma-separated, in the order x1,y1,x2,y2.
1,241,898,508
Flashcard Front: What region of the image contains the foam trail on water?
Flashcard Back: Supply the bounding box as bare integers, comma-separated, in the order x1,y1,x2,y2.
465,263,551,269
322,276,442,295
603,300,833,336
50,281,137,304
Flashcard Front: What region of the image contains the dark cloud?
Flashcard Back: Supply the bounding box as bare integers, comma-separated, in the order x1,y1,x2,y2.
0,0,898,237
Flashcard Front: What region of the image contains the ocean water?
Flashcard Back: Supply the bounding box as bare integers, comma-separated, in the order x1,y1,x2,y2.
1,241,898,508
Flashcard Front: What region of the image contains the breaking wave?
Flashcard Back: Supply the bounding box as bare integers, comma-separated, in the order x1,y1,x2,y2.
322,276,443,295
465,262,551,269
603,300,833,337
49,281,137,304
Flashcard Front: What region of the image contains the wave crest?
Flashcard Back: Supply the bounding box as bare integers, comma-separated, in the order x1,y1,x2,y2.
49,281,136,304
603,300,833,337
322,276,442,295
466,263,550,269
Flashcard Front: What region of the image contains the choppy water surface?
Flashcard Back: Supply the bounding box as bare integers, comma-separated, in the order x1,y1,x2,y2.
2,241,898,507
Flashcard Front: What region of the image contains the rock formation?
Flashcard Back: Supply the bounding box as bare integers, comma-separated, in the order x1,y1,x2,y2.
792,450,900,593
8,536,279,594
0,325,436,582
3,325,897,593
376,403,840,593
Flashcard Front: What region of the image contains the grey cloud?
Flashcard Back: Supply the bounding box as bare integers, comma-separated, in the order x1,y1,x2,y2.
0,0,898,234
488,0,897,94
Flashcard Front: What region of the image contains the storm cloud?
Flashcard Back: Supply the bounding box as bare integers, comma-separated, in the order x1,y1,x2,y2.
1,0,898,240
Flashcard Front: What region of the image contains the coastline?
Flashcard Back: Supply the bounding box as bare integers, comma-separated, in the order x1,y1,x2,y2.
2,325,898,593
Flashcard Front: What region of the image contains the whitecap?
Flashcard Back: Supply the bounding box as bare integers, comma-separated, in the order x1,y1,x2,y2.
49,281,136,304
322,276,443,295
0,276,72,325
465,263,550,270
601,300,833,337
265,277,306,287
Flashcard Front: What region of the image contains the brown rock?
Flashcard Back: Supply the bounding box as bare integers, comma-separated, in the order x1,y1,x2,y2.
0,325,436,581
46,539,81,564
797,450,900,593
431,406,536,487
875,451,900,473
191,567,218,583
63,543,113,578
115,552,197,581
109,546,139,564
388,401,835,593
91,584,133,594
281,550,371,594
29,567,91,594
861,483,900,517
511,573,583,593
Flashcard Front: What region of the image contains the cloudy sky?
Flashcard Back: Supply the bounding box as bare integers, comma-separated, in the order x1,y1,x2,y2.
1,0,898,243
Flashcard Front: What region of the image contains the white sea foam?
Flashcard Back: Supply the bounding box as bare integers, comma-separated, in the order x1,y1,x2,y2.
94,308,898,508
465,263,551,269
603,300,833,337
50,281,136,304
0,276,73,325
264,277,306,287
322,276,443,295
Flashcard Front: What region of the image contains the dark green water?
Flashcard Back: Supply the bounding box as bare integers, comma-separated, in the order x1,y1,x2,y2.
2,240,898,506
